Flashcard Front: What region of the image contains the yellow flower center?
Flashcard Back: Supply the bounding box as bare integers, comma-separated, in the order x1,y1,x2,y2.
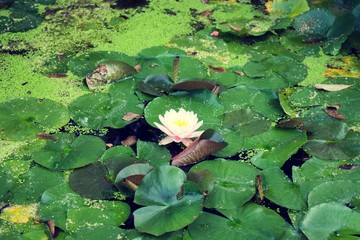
173,119,188,127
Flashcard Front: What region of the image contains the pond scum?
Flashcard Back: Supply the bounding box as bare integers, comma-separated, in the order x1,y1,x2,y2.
0,0,360,239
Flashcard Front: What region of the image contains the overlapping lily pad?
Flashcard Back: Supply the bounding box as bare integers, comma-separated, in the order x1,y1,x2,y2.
69,79,143,129
32,133,106,170
133,166,203,236
0,97,69,141
189,159,259,210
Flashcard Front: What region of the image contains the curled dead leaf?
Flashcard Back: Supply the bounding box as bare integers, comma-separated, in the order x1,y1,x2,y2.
209,65,226,72
45,73,68,78
121,135,137,146
36,133,56,141
325,105,345,120
256,175,264,201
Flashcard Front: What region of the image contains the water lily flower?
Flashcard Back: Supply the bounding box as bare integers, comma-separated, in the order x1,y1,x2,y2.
154,108,204,147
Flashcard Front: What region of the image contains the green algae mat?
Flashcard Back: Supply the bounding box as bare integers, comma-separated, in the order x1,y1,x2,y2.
1,0,360,239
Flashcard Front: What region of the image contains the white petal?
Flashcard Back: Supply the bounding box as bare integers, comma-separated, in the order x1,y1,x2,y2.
188,130,204,138
159,136,174,145
154,122,175,137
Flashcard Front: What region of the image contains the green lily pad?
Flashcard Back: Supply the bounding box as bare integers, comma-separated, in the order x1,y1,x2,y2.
266,0,309,18
244,127,307,169
66,200,130,232
39,183,85,230
136,140,171,166
134,166,203,236
0,97,69,141
0,11,43,34
300,203,360,239
10,165,64,204
220,86,283,121
144,89,224,130
69,79,143,129
223,109,271,137
189,204,301,240
293,9,336,42
32,133,106,170
242,55,308,88
308,180,360,208
65,225,127,240
114,163,153,188
262,168,306,210
136,46,207,81
101,145,135,160
292,158,360,201
137,74,174,96
189,159,259,210
0,221,50,240
69,162,118,200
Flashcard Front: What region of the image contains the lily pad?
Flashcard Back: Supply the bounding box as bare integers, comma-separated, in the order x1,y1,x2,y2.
220,86,283,121
189,159,259,210
262,168,306,210
300,203,360,239
244,127,307,169
66,200,130,232
133,166,203,236
308,180,360,208
39,183,85,230
265,0,309,18
65,225,127,240
0,97,69,141
32,133,106,170
136,140,172,166
69,79,143,129
293,9,336,42
10,165,64,204
242,55,308,88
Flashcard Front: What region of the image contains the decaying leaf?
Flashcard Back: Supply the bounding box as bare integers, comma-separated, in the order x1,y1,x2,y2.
209,65,226,72
171,80,221,92
314,84,353,91
325,105,345,120
256,175,264,201
121,135,137,146
45,73,68,78
123,112,142,121
171,129,228,166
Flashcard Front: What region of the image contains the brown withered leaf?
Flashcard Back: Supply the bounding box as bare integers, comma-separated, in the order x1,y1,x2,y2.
314,84,353,91
171,129,228,166
45,73,68,78
276,118,307,130
200,10,214,16
255,175,264,201
228,23,242,32
47,220,56,237
37,133,57,141
122,112,142,121
171,80,220,92
338,163,360,170
325,105,345,120
209,65,226,72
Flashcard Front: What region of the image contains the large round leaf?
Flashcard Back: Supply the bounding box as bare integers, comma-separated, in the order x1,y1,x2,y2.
220,86,283,121
308,180,360,208
189,159,259,210
266,0,309,18
66,201,130,232
10,165,64,204
136,140,171,166
144,89,224,129
300,203,360,239
244,127,307,169
133,166,203,236
32,133,106,170
0,97,69,141
262,168,306,210
39,183,85,230
69,79,143,129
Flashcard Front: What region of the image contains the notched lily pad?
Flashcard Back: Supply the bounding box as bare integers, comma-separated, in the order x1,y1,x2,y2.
0,97,69,141
171,129,228,166
136,73,173,96
32,133,106,170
